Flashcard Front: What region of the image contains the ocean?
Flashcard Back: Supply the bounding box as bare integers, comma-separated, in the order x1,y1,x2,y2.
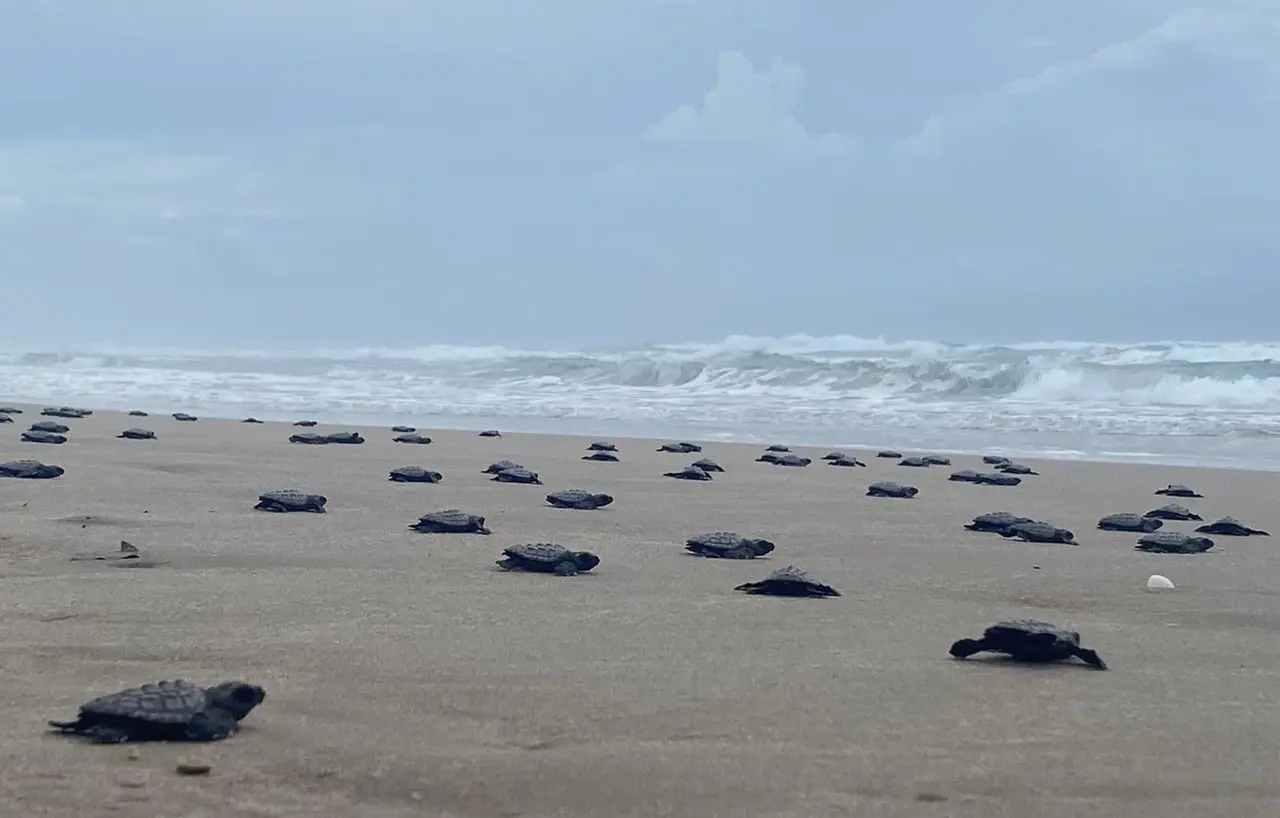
4,335,1280,470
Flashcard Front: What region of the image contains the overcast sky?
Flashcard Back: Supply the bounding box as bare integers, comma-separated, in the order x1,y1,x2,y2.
1,0,1276,348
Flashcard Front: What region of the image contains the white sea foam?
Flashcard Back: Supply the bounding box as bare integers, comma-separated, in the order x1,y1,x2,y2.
4,335,1280,468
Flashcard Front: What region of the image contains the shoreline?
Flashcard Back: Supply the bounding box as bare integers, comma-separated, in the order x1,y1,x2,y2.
4,397,1277,475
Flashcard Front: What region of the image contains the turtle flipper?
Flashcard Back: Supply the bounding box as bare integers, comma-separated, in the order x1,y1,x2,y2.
184,710,239,742
948,637,987,658
553,561,578,576
48,717,89,733
1072,647,1108,670
495,558,517,571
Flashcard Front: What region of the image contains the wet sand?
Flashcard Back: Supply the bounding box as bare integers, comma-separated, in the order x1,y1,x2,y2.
2,404,1280,817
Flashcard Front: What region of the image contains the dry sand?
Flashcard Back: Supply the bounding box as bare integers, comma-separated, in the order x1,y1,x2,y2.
3,404,1280,817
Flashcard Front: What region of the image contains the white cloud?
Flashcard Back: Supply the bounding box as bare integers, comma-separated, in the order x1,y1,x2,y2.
894,7,1270,157
644,51,854,159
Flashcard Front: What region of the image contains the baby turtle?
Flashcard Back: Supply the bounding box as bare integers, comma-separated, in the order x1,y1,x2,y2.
996,463,1038,475
41,407,86,418
999,521,1077,545
827,456,866,468
127,410,148,417
289,433,329,445
685,532,775,559
492,468,542,484
691,458,724,472
293,420,318,427
949,469,981,482
545,489,614,510
949,619,1106,669
388,466,443,484
665,465,712,481
0,459,65,479
497,543,599,576
982,455,1011,465
325,432,364,444
975,472,1021,486
1195,516,1270,537
1136,531,1214,554
866,481,918,498
241,417,264,423
735,565,841,598
173,413,198,422
1155,484,1202,498
877,450,902,458
391,425,416,433
22,430,67,444
1143,503,1203,521
409,509,490,534
483,460,524,474
0,406,23,413
964,511,1032,534
478,429,501,437
393,433,432,444
762,453,810,467
49,679,266,743
898,456,930,467
587,441,617,452
1097,513,1163,533
764,444,791,452
582,451,620,462
30,420,71,433
254,489,327,513
821,451,847,460
922,455,952,466
117,428,157,440
657,442,702,453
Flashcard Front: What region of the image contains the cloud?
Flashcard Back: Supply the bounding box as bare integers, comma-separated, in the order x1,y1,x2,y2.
894,7,1270,157
644,51,854,158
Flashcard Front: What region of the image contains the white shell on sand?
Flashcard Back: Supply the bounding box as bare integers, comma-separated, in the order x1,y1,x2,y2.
1146,574,1175,590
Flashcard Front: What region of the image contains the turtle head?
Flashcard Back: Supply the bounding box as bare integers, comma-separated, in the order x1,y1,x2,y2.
592,493,614,507
573,551,600,572
205,681,267,721
750,539,776,556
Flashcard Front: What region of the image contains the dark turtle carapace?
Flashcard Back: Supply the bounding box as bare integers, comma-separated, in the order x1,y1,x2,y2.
949,619,1107,670
1135,532,1215,554
253,489,327,513
117,428,157,440
1155,484,1203,498
964,511,1032,534
685,532,775,559
491,468,542,484
393,433,432,445
866,481,918,498
388,466,443,483
657,442,702,453
734,565,840,598
48,679,266,743
1097,513,1163,533
497,543,599,576
409,509,490,534
545,489,614,510
999,521,1077,545
0,459,65,479
1195,516,1270,537
1143,503,1203,522
665,465,712,481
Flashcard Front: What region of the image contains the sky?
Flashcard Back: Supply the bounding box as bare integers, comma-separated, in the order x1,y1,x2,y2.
1,0,1277,348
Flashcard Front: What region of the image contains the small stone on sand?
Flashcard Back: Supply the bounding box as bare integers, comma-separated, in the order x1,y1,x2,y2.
1147,574,1175,590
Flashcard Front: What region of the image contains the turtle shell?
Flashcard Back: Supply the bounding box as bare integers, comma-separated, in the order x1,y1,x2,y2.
691,458,724,472
1143,503,1202,521
414,509,486,531
22,430,67,444
0,459,65,479
898,456,929,467
1136,532,1214,553
1097,512,1161,532
582,451,619,461
588,441,617,451
983,619,1080,647
118,428,156,439
30,421,70,433
493,468,540,483
950,469,981,482
393,434,432,444
389,466,442,483
483,460,523,474
258,489,325,510
289,433,328,444
735,564,841,597
503,543,572,564
665,466,712,480
965,511,1030,531
77,680,209,725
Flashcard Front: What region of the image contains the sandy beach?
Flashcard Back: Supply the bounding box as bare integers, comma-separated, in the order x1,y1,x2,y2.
3,404,1280,817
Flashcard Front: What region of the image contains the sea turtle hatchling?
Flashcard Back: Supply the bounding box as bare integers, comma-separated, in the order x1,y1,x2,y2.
1135,532,1214,554
496,543,600,576
391,425,416,433
42,407,87,419
173,413,198,422
388,466,443,484
684,532,775,559
1195,517,1270,537
254,489,327,513
30,420,70,434
127,410,148,417
409,509,491,534
822,451,847,460
582,451,620,462
483,460,524,474
950,469,981,483
48,679,266,743
545,489,614,510
764,445,791,453
1097,513,1163,533
293,420,318,427
866,481,918,498
975,472,1021,486
1155,483,1202,498
0,406,23,414
734,565,841,598
922,455,952,466
588,441,617,452
0,459,65,479
289,433,328,445
759,453,811,467
827,456,866,468
665,465,712,481
948,619,1107,669
996,463,1038,475
999,521,1077,545
691,458,724,472
325,432,364,444
393,433,432,444
491,468,542,485
22,430,67,444
964,511,1032,534
478,430,501,437
657,442,702,453
877,450,902,458
982,455,1011,465
898,456,930,467
1143,503,1203,521
241,417,264,423
117,428,157,440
